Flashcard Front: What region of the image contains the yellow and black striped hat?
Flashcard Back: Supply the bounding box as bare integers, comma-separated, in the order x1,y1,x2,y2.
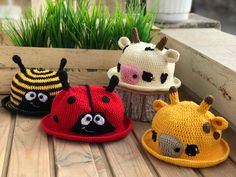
1,55,67,116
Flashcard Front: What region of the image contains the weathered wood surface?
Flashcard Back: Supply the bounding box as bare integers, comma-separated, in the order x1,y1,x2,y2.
115,88,169,122
156,28,236,127
0,89,236,176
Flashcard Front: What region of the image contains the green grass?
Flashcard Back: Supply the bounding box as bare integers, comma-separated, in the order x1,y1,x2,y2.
4,0,157,49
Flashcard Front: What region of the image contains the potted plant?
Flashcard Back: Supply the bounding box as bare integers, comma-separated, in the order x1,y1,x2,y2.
147,0,192,22
0,0,158,99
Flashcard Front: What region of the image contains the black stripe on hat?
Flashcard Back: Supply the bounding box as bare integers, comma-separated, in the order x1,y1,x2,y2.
11,80,62,93
31,69,54,75
15,74,61,87
85,85,94,113
24,70,59,80
11,88,23,97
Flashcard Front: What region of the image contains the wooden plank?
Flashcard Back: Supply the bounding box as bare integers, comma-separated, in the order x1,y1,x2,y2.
90,144,112,177
223,128,236,163
132,121,200,177
0,69,110,94
0,102,15,177
103,134,156,177
158,28,236,126
0,46,120,69
7,116,51,177
200,160,236,177
53,138,99,177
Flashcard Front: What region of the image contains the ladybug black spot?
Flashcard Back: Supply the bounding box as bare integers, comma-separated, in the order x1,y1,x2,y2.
67,96,76,104
102,96,110,103
53,115,59,123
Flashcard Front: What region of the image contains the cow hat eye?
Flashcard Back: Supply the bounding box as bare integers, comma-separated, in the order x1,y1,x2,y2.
25,91,37,101
81,114,93,125
38,93,48,103
94,115,105,125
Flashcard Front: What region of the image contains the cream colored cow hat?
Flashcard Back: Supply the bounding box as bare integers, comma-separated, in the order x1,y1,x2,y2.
107,28,181,92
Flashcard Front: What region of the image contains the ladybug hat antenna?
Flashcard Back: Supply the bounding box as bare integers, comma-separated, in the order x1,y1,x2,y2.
106,75,119,92
59,71,70,90
12,55,26,73
57,58,67,73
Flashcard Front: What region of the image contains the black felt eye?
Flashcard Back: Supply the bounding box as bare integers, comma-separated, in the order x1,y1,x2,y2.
67,96,76,104
102,96,110,103
53,115,59,123
142,71,154,82
203,122,211,133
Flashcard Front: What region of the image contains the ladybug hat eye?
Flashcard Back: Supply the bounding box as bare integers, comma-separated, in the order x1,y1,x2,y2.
59,71,70,90
106,75,119,92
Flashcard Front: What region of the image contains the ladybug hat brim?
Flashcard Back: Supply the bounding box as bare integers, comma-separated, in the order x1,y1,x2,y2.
41,114,132,142
1,95,49,117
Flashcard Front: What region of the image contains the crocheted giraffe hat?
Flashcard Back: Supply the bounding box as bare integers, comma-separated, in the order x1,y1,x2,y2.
41,71,132,142
142,87,230,168
107,28,181,92
1,55,67,116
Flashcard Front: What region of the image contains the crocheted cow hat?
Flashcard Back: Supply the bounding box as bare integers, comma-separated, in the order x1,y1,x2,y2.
107,28,181,92
1,55,67,116
142,87,229,168
41,71,132,142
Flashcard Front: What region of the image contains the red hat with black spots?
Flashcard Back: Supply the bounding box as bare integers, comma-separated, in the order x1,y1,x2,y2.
41,71,132,142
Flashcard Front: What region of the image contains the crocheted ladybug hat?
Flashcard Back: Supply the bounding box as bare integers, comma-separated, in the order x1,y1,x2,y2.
142,87,230,168
41,71,132,142
1,55,67,116
107,28,181,92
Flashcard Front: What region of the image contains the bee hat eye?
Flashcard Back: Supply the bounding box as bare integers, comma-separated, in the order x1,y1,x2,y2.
1,56,67,116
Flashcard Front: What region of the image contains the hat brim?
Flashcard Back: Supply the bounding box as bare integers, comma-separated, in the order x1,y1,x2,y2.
41,114,132,142
1,95,49,117
107,67,181,92
142,129,230,168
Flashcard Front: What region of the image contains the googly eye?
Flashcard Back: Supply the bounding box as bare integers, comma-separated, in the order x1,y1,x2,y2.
94,115,105,125
81,114,93,125
25,91,36,101
38,93,48,103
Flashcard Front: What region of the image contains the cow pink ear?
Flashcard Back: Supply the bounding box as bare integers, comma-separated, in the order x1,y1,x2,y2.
118,37,131,49
153,100,168,111
211,117,228,130
164,49,180,63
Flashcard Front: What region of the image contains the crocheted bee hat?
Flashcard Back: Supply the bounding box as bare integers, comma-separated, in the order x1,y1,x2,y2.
142,87,230,168
107,28,181,92
1,55,67,116
41,71,132,142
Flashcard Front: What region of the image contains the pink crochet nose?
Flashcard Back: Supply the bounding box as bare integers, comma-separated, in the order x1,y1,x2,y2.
120,64,141,85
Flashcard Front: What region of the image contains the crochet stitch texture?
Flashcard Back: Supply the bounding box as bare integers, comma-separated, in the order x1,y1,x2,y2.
142,87,230,168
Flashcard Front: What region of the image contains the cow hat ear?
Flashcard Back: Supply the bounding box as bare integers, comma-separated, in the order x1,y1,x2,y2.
211,117,228,130
164,49,180,63
58,71,70,90
118,37,131,50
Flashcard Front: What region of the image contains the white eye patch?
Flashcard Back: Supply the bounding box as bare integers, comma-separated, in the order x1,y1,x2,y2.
38,93,48,103
94,115,105,125
81,114,93,125
25,91,37,101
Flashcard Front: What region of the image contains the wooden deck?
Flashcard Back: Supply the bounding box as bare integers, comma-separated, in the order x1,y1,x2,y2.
0,90,236,177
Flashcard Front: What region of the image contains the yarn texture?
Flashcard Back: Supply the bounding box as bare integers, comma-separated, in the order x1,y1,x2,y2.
1,55,66,116
142,87,230,168
41,72,132,142
107,28,181,92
